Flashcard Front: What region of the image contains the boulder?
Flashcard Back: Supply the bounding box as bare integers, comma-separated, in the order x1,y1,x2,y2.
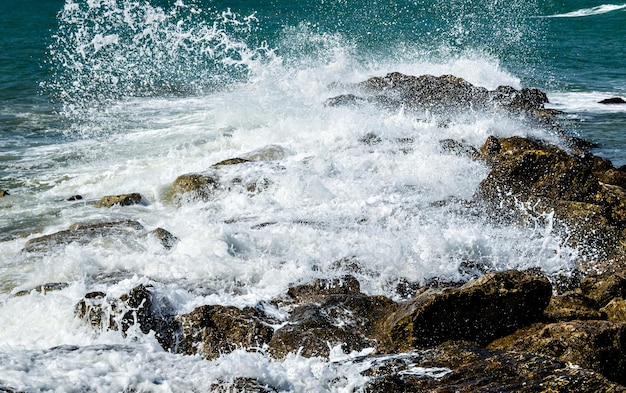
95,193,145,208
283,275,362,305
176,304,275,360
171,172,220,203
268,294,398,359
148,228,179,250
489,320,626,385
544,292,606,322
599,97,626,105
384,270,552,351
601,298,626,322
22,220,144,253
360,341,626,392
579,275,626,308
75,285,179,351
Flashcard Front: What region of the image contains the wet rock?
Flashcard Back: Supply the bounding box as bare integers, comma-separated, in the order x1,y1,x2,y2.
489,320,626,385
13,282,70,297
240,145,289,162
439,139,480,160
284,275,362,305
544,292,607,321
325,94,365,107
212,157,251,167
384,269,552,351
66,194,83,201
209,378,278,393
360,341,626,393
75,285,179,351
95,193,146,208
601,298,626,322
599,97,626,104
22,219,144,253
0,189,10,198
269,293,398,358
171,172,219,203
176,304,275,360
579,275,626,308
148,228,179,249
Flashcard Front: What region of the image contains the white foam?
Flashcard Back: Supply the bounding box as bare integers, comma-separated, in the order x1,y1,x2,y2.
547,91,626,114
544,3,626,18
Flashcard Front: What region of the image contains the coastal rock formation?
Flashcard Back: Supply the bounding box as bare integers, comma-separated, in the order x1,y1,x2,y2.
22,220,177,252
599,97,626,104
95,192,146,207
489,320,626,385
383,269,552,351
176,304,276,360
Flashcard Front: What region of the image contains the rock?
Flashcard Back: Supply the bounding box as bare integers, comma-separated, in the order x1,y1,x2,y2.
384,269,552,351
95,193,145,208
544,292,606,321
284,275,362,305
176,304,275,360
268,293,398,359
439,139,480,160
210,378,278,393
22,220,144,253
148,228,179,249
0,189,10,198
13,282,70,297
599,97,626,104
171,172,219,203
66,195,83,201
212,158,251,167
360,341,626,392
601,298,626,322
75,285,179,351
489,320,626,386
240,145,289,162
579,275,626,308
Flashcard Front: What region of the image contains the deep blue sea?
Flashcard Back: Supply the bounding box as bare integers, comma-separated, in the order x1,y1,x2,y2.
1,1,625,391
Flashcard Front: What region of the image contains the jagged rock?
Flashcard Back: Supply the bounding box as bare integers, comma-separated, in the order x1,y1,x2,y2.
383,270,552,351
601,298,626,322
75,285,179,351
95,193,145,208
544,292,607,321
176,304,275,360
489,320,626,386
148,228,179,249
268,294,398,359
599,97,626,104
210,378,278,393
360,341,626,392
283,275,362,305
579,275,626,308
439,139,480,160
22,220,144,252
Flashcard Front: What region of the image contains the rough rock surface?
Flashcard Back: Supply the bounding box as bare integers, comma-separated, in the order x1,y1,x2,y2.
268,293,398,358
176,304,276,360
361,341,626,392
489,320,626,385
95,193,145,208
384,269,552,351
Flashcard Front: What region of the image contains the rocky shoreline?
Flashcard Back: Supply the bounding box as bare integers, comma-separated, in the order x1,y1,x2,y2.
11,73,626,391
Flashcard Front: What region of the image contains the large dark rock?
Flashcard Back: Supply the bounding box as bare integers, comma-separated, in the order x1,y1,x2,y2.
383,269,552,351
359,341,626,392
283,275,362,305
599,97,626,105
176,304,276,360
489,320,626,386
268,293,398,358
75,285,179,351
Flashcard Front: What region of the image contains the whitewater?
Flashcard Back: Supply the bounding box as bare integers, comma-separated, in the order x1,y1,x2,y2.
1,0,625,391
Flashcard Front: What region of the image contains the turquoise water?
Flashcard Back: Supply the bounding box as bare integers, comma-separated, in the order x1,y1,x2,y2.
0,1,625,391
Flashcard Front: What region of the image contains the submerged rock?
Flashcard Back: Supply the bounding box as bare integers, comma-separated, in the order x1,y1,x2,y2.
599,97,626,104
383,269,552,351
75,285,179,351
95,193,146,208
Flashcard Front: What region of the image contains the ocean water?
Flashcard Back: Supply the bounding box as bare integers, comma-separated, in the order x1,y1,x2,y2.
0,0,625,391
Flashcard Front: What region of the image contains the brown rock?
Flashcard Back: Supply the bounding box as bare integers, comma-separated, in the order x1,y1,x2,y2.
489,320,626,385
601,298,626,322
544,292,606,322
0,189,10,198
176,304,275,360
284,275,362,305
361,341,626,393
95,193,145,208
580,275,626,308
384,270,552,351
268,294,398,359
171,172,219,203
